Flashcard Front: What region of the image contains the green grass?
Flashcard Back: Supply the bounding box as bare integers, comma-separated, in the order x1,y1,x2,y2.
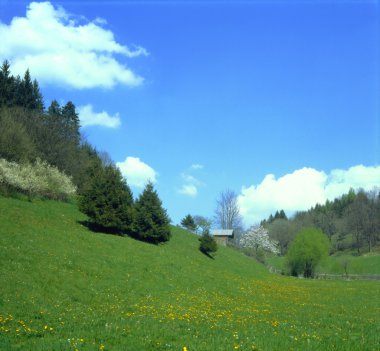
266,252,380,275
1,196,380,350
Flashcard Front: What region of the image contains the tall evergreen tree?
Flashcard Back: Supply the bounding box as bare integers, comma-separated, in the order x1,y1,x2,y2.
79,163,134,234
32,79,44,112
133,182,171,243
20,69,35,109
62,101,80,145
61,101,80,145
0,60,14,107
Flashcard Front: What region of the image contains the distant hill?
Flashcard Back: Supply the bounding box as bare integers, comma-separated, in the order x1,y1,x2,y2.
1,196,379,350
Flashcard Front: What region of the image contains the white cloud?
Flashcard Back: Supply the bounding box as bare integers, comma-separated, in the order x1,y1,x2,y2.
238,165,380,226
177,166,205,197
0,1,148,89
116,157,157,188
191,164,204,170
178,184,198,197
78,104,120,128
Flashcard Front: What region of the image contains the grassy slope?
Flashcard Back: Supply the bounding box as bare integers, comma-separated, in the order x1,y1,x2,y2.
0,197,379,351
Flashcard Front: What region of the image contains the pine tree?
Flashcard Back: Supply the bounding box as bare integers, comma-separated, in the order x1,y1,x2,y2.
32,79,44,112
20,69,35,109
61,101,80,145
181,214,197,232
79,163,134,234
133,182,171,243
0,60,14,107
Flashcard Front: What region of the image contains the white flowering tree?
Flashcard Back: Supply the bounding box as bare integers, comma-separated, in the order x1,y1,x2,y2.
0,158,76,200
240,225,279,254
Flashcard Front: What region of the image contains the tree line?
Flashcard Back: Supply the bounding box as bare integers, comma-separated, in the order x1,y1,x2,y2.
0,60,171,243
264,188,380,255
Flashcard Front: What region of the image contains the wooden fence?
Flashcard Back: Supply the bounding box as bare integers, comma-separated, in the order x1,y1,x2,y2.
267,266,380,281
315,273,380,281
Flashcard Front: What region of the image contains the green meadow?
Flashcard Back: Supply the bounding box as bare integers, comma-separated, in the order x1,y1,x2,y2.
267,251,380,276
1,196,379,350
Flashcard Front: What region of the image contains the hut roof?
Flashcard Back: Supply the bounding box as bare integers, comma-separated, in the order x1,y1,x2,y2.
211,229,234,237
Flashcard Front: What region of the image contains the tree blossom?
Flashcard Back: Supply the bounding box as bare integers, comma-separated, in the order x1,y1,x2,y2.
240,225,279,254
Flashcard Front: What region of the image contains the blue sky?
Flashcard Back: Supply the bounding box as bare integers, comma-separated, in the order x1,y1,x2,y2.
1,0,379,226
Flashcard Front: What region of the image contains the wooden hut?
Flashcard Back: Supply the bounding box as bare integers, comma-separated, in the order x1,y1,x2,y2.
211,229,234,246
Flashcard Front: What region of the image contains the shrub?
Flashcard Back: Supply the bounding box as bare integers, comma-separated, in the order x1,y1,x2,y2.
199,229,217,257
286,228,330,278
0,158,76,200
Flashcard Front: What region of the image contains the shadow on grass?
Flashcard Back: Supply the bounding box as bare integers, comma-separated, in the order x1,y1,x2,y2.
200,250,215,259
77,220,124,236
77,220,169,246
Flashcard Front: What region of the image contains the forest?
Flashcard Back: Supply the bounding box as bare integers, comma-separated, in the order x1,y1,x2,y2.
0,60,170,243
262,188,380,255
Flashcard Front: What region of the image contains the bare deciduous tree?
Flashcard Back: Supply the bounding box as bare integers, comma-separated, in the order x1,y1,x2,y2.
214,189,243,230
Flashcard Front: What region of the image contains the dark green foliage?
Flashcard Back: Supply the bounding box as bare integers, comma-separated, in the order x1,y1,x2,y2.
79,163,134,234
286,228,330,278
199,229,218,257
0,60,13,107
61,101,81,146
0,62,43,111
261,209,287,226
181,214,197,232
133,182,171,243
0,107,37,163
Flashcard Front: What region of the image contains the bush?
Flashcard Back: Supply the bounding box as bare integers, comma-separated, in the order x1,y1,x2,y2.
0,158,76,200
199,229,217,257
286,228,330,278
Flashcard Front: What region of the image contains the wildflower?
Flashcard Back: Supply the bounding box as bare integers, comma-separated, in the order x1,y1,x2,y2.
183,347,188,351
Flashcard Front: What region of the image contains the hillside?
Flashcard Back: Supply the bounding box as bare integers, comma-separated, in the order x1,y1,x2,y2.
1,197,379,350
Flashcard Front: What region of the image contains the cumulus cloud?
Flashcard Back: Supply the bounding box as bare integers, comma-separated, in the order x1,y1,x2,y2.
78,104,120,128
177,165,204,197
0,1,147,89
116,157,157,188
178,184,198,197
238,165,380,226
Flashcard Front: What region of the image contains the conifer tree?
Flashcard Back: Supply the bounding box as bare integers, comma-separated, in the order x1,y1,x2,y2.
20,69,35,109
181,214,197,232
0,60,13,107
32,79,44,112
61,101,80,145
79,163,134,234
133,182,171,243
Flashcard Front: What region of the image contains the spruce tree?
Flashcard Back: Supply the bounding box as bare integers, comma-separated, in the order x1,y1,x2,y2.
181,214,197,232
61,101,81,146
79,163,134,234
133,182,171,243
0,60,13,107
